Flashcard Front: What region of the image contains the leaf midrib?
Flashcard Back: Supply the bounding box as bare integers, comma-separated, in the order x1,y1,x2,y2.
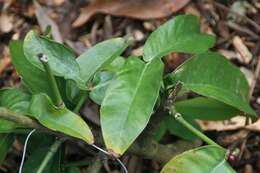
117,63,149,145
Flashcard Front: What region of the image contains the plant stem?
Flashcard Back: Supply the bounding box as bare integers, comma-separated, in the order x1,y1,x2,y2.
173,113,221,147
0,107,42,129
73,92,88,113
36,139,64,173
38,54,63,107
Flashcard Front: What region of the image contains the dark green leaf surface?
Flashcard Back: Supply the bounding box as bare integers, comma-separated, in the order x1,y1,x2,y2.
101,57,164,154
9,41,53,97
77,38,128,83
165,115,200,141
0,134,14,163
23,31,86,89
0,88,31,132
161,145,236,173
172,52,256,116
29,94,94,144
23,145,61,173
65,167,81,173
175,97,240,120
90,71,115,105
143,15,215,61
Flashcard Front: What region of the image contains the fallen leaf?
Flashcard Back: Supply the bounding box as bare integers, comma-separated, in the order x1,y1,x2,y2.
73,0,190,27
198,117,260,132
197,117,246,131
233,36,252,64
0,57,11,75
34,1,63,43
0,13,13,33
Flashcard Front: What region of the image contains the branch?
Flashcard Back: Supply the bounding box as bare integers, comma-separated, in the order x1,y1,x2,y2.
0,107,42,129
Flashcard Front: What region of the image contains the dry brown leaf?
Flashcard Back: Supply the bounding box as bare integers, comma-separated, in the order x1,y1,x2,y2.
73,0,190,28
233,36,252,64
0,57,11,75
198,117,260,132
197,117,247,131
34,1,63,43
0,13,13,33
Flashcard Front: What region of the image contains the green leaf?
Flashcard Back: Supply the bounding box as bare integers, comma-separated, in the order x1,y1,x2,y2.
143,15,215,61
165,115,201,141
90,71,115,105
65,80,87,105
0,88,31,132
153,120,167,141
161,145,236,173
101,57,164,154
0,88,31,114
102,56,126,72
23,144,62,173
77,38,128,83
65,167,81,173
9,40,53,97
0,134,14,163
29,94,94,144
172,52,256,116
175,97,240,120
23,31,86,89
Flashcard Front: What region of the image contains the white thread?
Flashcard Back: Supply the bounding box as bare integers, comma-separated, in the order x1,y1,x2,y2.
91,144,128,173
19,129,36,173
91,144,110,155
116,158,128,173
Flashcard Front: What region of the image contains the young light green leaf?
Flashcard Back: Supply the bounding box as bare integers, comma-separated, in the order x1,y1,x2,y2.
101,57,164,154
23,31,86,89
29,94,94,144
0,88,31,132
172,52,256,116
165,115,201,141
175,97,240,120
0,134,14,163
9,41,53,97
90,71,115,105
143,15,215,61
77,38,128,83
161,145,236,173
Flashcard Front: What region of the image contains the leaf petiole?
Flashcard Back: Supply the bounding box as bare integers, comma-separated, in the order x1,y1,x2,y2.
38,53,64,108
173,113,221,148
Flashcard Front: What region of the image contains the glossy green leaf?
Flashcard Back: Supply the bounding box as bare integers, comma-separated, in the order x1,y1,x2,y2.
0,134,14,163
77,38,128,83
161,145,236,173
90,71,115,105
29,94,94,144
9,40,53,97
143,15,215,61
165,115,201,141
101,57,164,154
0,88,31,132
23,31,86,89
172,52,256,116
175,97,240,120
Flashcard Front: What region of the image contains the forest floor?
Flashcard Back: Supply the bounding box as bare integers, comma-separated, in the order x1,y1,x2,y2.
0,0,259,173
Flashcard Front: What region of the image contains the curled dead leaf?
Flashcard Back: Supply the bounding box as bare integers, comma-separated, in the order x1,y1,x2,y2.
73,0,190,27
